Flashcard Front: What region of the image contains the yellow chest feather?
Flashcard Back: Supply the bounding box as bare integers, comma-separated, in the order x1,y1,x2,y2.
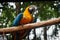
19,7,33,24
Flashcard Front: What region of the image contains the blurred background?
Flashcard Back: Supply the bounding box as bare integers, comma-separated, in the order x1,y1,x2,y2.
0,1,60,40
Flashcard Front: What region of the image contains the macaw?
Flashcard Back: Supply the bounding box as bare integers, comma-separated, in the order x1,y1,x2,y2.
12,5,38,40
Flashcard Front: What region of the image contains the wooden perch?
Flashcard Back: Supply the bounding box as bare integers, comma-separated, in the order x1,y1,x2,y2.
0,17,60,34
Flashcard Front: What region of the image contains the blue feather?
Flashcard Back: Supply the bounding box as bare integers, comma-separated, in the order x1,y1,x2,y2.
12,13,23,40
13,13,23,26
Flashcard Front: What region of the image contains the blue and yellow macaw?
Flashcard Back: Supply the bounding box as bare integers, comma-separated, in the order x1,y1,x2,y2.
12,5,38,40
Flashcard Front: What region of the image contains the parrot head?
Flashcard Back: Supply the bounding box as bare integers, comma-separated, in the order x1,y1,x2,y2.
23,5,38,18
28,5,38,17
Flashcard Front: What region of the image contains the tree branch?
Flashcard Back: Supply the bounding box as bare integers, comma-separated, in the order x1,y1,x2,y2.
0,17,60,34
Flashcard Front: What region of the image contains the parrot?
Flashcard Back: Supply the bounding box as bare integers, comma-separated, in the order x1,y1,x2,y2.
12,5,38,40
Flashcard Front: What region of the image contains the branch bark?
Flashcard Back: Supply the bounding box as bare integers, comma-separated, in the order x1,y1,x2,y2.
0,17,60,34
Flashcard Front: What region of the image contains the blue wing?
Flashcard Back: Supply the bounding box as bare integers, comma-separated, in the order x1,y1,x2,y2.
13,13,23,26
12,13,23,40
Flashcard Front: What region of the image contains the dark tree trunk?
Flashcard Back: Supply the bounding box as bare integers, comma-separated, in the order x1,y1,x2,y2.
44,27,47,40
27,35,29,40
15,2,20,15
33,29,37,40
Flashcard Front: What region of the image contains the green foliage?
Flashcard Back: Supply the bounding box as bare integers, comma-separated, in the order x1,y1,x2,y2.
0,2,16,28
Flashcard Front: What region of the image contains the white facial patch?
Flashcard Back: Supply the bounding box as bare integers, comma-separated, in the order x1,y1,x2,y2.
29,7,32,10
